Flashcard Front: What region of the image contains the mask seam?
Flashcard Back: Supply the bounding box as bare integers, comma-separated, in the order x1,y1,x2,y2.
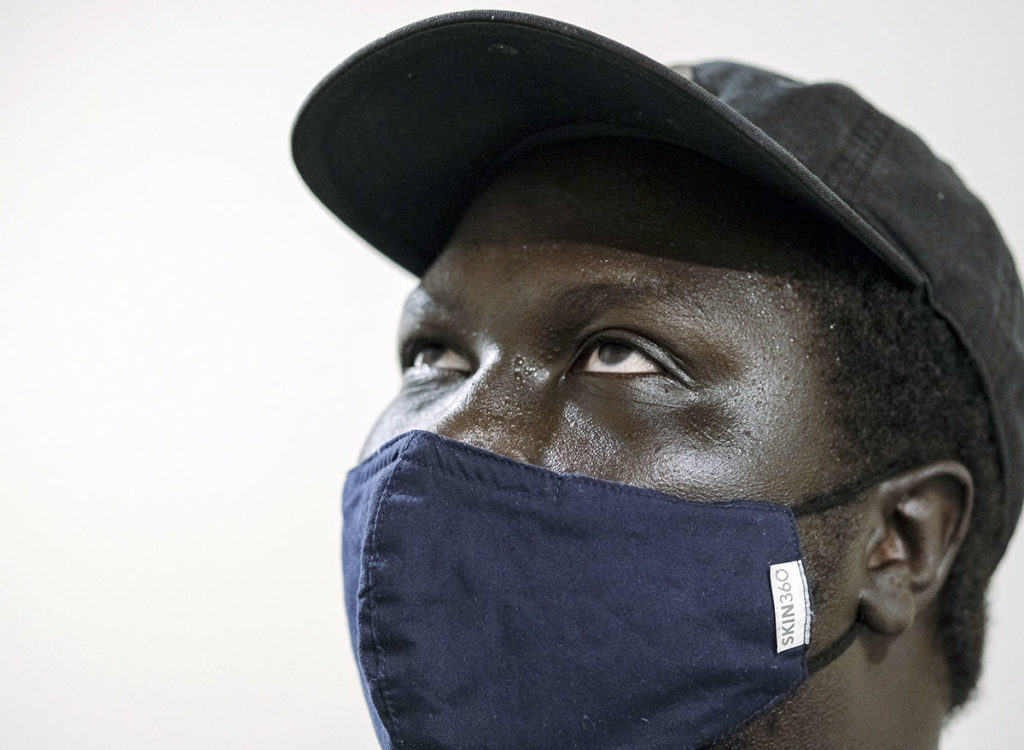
364,445,409,747
783,507,812,673
699,505,811,747
395,453,791,517
699,508,814,746
700,678,803,749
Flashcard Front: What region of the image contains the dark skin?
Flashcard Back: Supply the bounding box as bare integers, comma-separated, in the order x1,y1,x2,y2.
361,140,973,749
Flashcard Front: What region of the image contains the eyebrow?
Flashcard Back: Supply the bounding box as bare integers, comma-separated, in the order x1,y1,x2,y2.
550,273,711,330
554,279,692,322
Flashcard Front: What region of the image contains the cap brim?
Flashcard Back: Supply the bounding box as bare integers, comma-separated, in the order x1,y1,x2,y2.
291,9,922,283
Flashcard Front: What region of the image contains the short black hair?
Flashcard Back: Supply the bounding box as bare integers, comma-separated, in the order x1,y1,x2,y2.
797,236,1003,710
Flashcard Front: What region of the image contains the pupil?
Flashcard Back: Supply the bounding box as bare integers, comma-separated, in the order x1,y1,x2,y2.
597,343,631,365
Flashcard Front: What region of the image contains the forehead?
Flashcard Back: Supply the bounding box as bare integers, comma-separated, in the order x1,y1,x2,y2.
442,138,842,276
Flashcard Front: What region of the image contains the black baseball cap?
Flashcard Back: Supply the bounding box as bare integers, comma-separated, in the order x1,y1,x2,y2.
291,9,1024,560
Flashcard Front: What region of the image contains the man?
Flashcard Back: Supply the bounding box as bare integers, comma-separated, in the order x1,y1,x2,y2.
292,11,1024,749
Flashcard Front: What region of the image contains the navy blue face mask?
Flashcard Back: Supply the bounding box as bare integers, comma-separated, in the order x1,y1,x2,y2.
342,430,860,749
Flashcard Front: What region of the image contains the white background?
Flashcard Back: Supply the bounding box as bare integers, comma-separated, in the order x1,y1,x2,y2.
2,1,1022,747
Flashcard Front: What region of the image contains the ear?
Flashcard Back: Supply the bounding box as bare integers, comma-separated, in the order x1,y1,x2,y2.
858,461,973,636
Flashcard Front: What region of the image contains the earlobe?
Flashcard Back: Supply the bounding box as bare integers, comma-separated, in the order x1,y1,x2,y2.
858,461,973,636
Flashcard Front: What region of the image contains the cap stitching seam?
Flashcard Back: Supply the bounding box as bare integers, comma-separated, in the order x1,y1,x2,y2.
823,105,892,199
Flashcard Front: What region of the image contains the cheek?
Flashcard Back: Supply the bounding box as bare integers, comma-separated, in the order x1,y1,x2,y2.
541,367,840,502
538,396,751,498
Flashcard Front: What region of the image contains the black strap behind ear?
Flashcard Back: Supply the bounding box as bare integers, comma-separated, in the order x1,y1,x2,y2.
807,620,860,674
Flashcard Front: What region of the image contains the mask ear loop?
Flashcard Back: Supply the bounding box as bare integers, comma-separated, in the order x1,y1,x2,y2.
789,473,880,518
789,475,877,675
806,619,861,674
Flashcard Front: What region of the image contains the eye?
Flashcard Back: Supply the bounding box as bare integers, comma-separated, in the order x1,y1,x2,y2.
577,341,663,375
406,343,473,374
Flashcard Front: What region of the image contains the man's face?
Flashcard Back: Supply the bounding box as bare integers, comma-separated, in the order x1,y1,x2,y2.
360,139,865,741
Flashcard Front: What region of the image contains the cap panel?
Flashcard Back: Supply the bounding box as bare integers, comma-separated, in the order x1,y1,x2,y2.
693,64,902,244
691,64,869,184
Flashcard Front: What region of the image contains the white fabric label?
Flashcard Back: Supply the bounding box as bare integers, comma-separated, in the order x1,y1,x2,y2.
769,560,811,653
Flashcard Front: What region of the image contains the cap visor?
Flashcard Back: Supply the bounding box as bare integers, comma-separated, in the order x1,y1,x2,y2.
292,9,920,282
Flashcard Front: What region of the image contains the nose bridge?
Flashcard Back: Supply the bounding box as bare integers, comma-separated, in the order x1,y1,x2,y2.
431,352,552,466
